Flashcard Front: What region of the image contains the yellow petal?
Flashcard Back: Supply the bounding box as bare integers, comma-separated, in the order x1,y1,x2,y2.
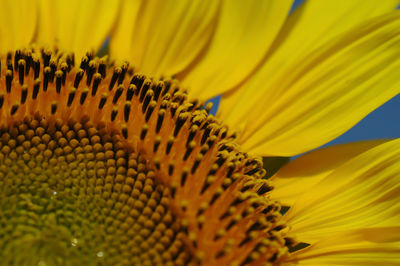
107,0,141,62
219,0,399,129
277,139,400,264
0,0,37,50
179,0,293,99
269,140,389,206
291,228,400,265
110,0,219,78
37,0,120,58
220,11,400,156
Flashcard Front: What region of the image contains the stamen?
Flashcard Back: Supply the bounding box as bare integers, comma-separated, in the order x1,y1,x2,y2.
33,79,40,99
20,84,28,104
109,67,121,91
124,101,131,122
86,60,96,86
74,69,84,88
6,70,12,93
55,70,63,93
80,88,88,105
18,59,25,85
98,93,108,109
68,88,77,106
92,73,102,96
43,67,51,91
112,85,123,104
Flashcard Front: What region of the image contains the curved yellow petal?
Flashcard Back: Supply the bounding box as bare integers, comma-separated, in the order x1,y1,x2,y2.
269,140,389,206
0,0,37,50
110,0,219,78
291,228,400,265
219,11,400,157
219,0,399,129
107,0,141,61
276,139,400,264
179,0,293,100
37,0,120,58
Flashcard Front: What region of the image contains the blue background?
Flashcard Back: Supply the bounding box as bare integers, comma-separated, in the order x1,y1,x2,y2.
208,0,400,155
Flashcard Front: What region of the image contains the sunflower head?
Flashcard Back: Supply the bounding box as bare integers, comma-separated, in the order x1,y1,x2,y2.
0,47,295,265
2,0,400,265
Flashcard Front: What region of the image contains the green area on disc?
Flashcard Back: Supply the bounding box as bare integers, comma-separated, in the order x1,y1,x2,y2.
0,119,189,266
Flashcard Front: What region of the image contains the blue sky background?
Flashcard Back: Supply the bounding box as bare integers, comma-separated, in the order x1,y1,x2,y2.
208,0,400,155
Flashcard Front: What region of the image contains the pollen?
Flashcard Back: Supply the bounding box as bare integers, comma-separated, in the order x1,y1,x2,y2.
0,48,292,265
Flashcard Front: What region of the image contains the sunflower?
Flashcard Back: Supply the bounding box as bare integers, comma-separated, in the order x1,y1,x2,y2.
0,0,399,265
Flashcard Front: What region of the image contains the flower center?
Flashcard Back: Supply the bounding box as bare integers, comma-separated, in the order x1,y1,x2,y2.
0,48,292,265
0,118,190,265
